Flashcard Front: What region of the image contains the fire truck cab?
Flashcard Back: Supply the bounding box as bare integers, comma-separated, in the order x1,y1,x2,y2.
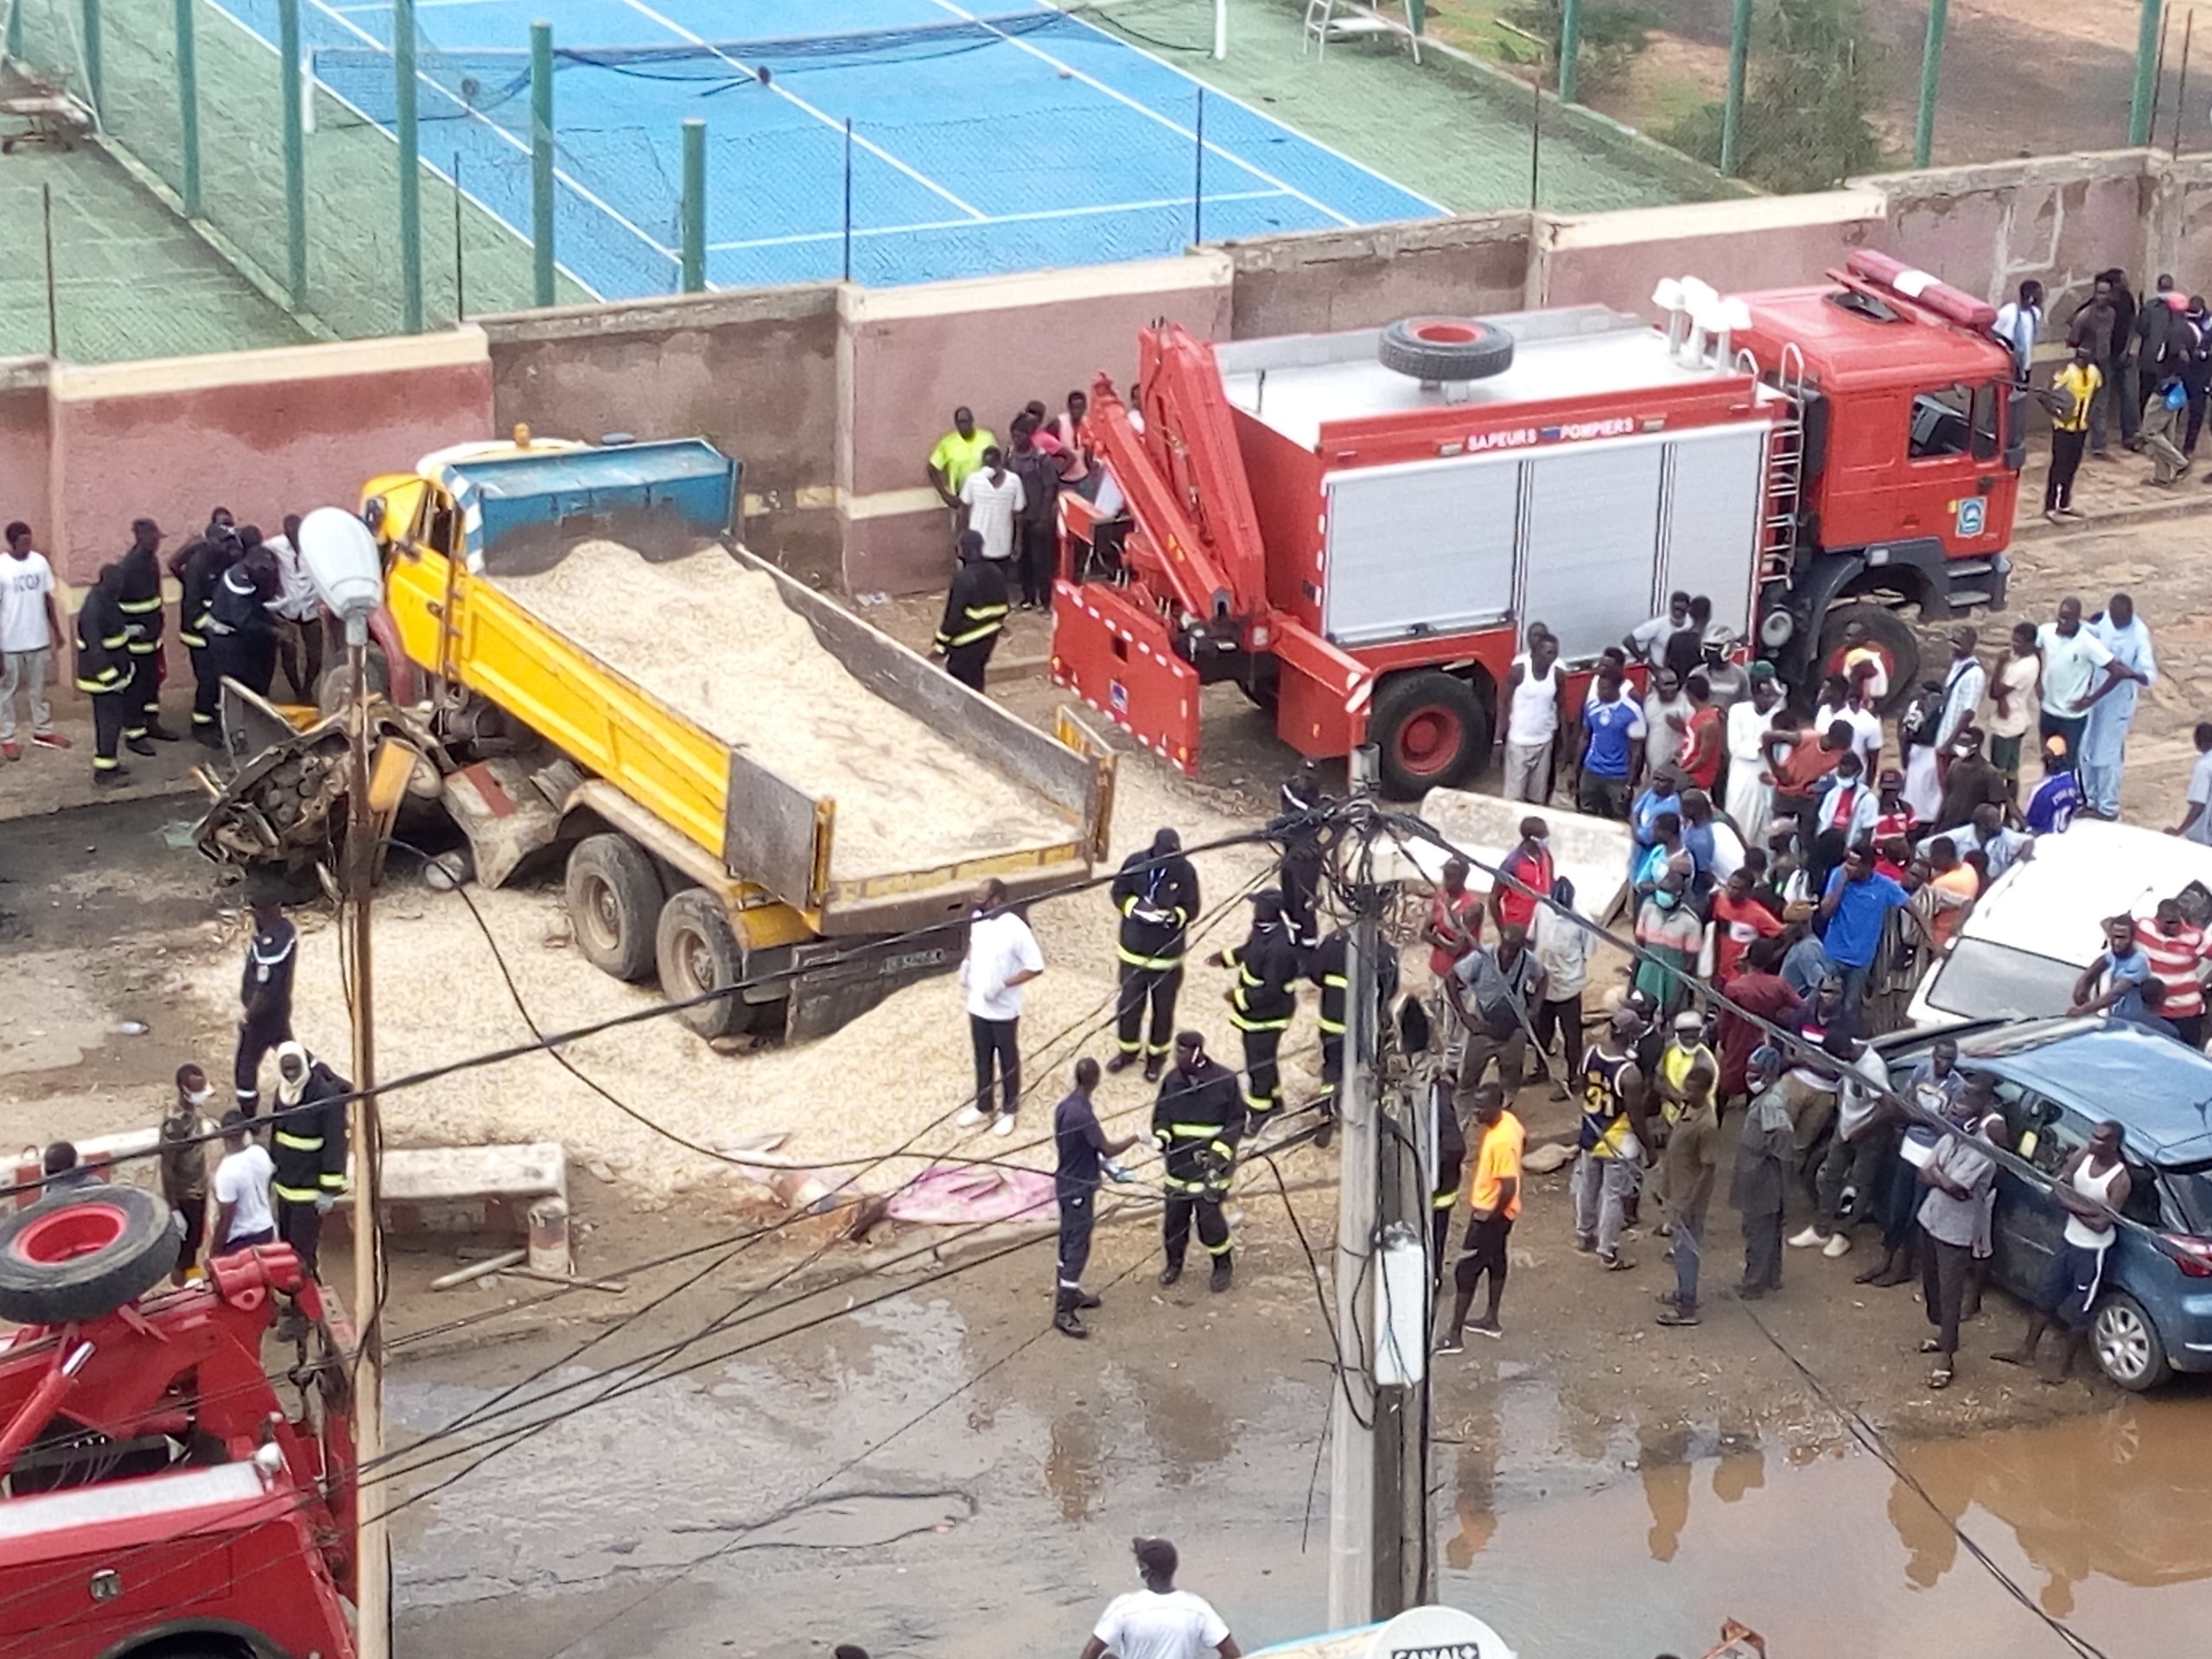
0,1186,359,1659
1051,253,2019,797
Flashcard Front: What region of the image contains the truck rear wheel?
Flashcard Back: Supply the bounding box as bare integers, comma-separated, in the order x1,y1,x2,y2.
566,834,665,983
1370,671,1491,798
0,1186,177,1325
657,889,755,1039
1818,602,1920,715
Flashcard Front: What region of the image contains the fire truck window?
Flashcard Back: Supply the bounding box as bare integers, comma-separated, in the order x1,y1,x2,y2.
1971,380,2001,461
1909,385,1975,460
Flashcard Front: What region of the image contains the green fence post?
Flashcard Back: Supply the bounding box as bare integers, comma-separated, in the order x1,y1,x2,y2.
7,1,24,67
531,21,556,308
1913,0,1949,168
395,0,423,331
175,0,201,217
679,117,705,294
80,0,103,121
1719,0,1751,176
279,0,307,308
1556,0,1582,103
2132,0,2165,144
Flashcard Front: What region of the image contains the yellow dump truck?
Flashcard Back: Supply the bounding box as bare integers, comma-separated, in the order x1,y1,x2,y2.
353,435,1115,1040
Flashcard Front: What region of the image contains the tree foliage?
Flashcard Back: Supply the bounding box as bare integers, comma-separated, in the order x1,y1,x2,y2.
1500,0,1657,96
1662,0,1894,193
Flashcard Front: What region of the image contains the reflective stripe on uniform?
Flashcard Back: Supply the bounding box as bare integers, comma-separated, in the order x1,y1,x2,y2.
1229,1011,1292,1033
319,1173,347,1190
177,632,207,649
1165,1122,1223,1139
272,1183,321,1203
1116,946,1184,970
274,1131,324,1151
1432,1190,1457,1211
1202,1234,1234,1255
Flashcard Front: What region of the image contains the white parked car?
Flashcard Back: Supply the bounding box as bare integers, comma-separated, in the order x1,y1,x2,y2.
1906,819,2212,1028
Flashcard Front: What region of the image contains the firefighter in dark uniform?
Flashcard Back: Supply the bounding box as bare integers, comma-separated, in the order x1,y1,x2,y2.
1152,1030,1243,1293
73,563,142,782
235,894,298,1113
931,530,1010,691
1212,890,1300,1130
1109,827,1200,1082
204,543,279,700
117,518,177,743
268,1041,349,1277
170,516,241,747
1273,759,1330,947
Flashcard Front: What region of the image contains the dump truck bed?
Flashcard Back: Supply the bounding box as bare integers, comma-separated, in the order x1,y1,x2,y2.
442,537,1105,932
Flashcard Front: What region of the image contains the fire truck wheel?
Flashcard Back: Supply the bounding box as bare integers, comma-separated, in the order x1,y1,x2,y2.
567,833,667,983
1377,317,1516,384
657,889,760,1039
1371,671,1491,799
1817,601,1921,715
0,1186,179,1325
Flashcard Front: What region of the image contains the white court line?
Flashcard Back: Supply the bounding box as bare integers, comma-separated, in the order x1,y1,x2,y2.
332,1,522,13
609,0,987,222
1041,0,1450,216
280,0,679,270
705,188,1287,251
923,0,1361,228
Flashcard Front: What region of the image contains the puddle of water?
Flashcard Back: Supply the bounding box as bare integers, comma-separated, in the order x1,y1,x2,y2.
1446,1396,2212,1658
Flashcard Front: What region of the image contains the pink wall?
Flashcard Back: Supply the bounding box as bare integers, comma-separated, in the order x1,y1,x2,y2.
41,333,494,588
0,364,50,556
1534,192,1886,314
839,258,1235,595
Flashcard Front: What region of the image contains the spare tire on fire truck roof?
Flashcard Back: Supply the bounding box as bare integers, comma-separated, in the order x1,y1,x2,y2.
0,1185,178,1325
1377,317,1515,384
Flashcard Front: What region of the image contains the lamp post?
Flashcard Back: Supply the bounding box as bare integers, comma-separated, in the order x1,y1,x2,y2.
295,506,390,1659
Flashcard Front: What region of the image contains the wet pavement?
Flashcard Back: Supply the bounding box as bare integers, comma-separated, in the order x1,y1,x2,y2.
385,1214,2212,1659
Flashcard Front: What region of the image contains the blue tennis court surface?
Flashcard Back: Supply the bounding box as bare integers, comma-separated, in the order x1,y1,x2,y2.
202,0,1443,297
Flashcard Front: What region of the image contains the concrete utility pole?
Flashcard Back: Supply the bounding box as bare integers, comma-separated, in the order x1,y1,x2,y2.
1326,746,1432,1628
347,627,390,1659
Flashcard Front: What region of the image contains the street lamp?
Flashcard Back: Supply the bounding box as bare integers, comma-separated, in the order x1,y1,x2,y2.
295,505,390,1659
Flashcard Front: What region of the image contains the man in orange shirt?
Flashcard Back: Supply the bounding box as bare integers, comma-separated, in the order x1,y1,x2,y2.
1919,835,1981,953
1438,1083,1523,1351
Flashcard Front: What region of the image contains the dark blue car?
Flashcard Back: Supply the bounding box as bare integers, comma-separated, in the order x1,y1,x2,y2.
1886,1018,2212,1389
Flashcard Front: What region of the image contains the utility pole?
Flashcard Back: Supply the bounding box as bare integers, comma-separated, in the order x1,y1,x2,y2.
1327,745,1432,1628
347,624,390,1659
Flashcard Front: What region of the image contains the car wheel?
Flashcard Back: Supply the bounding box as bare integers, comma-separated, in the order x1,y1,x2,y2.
2091,1290,2171,1391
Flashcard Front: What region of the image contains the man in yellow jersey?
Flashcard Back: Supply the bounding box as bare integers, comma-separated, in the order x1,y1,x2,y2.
1437,1083,1523,1351
2043,344,2101,522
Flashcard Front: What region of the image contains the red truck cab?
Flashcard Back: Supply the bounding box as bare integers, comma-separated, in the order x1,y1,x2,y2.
0,1188,359,1659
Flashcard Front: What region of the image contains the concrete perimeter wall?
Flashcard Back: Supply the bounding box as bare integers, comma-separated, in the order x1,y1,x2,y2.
4,149,2191,609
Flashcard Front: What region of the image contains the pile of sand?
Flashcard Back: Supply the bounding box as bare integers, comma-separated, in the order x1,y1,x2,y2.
176,760,1306,1205
496,543,1074,880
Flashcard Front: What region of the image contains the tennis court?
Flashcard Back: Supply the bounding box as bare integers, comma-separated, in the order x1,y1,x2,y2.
204,0,1443,298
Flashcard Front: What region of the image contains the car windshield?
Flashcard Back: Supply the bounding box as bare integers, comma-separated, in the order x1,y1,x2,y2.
1923,939,2085,1023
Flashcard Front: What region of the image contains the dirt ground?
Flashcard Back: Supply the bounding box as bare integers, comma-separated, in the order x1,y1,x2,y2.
6,496,2212,1656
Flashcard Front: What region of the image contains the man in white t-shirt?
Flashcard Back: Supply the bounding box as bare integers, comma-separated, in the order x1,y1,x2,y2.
957,446,1025,565
957,876,1045,1136
0,521,67,760
1083,1537,1240,1659
2037,595,2138,760
211,1111,278,1253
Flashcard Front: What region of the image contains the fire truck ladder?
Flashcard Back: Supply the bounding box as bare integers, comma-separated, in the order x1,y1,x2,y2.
1752,340,1808,582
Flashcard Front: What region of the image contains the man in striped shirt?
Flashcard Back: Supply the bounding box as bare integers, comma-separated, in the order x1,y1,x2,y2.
2135,900,2210,1050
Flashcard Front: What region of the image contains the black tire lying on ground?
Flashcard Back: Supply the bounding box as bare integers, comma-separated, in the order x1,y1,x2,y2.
1377,317,1516,383
0,1185,178,1325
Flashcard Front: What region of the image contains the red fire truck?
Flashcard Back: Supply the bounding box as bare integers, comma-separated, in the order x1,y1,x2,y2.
0,1186,359,1659
1052,251,2020,795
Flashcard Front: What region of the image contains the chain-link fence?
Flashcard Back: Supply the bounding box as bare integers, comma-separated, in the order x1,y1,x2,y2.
4,0,582,342
1429,0,2189,190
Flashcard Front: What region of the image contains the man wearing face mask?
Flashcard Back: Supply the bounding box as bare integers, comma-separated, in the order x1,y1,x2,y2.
1933,726,2010,834
1109,828,1200,1082
159,1064,217,1285
268,1041,351,1279
1808,749,1878,898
